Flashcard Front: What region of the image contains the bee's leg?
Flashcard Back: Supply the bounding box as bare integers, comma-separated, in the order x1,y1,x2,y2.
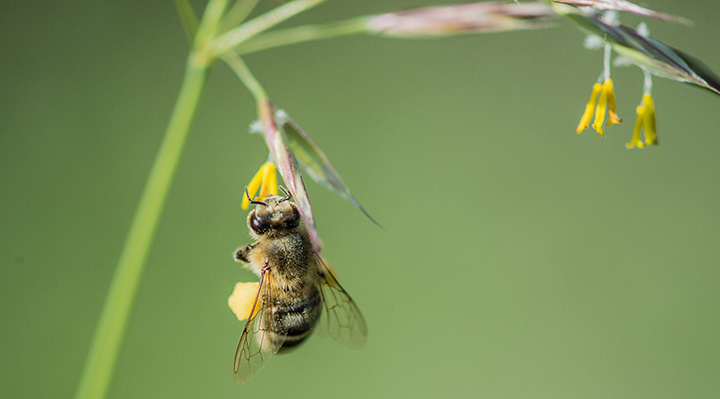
234,243,256,263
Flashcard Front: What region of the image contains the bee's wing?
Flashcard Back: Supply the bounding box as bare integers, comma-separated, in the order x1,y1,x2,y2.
315,256,368,348
233,269,287,384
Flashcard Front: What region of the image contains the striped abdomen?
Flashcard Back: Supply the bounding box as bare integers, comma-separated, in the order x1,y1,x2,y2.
268,286,322,351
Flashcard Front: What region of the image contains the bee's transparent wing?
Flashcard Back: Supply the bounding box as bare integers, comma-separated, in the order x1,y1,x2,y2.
316,256,368,348
233,270,287,383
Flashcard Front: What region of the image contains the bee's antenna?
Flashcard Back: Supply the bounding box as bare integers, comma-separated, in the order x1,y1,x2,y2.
278,186,292,203
245,187,267,206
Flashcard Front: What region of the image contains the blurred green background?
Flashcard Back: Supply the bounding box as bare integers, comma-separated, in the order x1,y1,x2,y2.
3,1,720,398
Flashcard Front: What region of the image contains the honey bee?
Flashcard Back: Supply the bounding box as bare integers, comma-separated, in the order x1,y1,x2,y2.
232,189,367,383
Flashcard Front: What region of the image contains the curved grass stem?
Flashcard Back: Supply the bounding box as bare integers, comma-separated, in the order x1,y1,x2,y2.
74,1,228,397
235,16,370,55
74,60,207,399
212,0,329,56
220,0,262,32
223,53,268,102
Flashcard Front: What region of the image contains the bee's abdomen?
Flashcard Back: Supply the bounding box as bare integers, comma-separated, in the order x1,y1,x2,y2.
273,288,322,351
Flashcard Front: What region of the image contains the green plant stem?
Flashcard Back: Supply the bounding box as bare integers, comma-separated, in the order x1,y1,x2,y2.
175,0,199,43
223,53,268,102
212,0,329,56
74,55,208,399
75,1,228,398
235,16,370,55
220,0,262,32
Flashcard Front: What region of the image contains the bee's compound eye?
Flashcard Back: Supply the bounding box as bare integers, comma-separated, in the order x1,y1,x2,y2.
250,213,266,234
284,207,300,229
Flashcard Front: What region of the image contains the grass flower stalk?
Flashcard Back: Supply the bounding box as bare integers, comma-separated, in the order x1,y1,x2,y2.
74,1,228,397
211,0,329,56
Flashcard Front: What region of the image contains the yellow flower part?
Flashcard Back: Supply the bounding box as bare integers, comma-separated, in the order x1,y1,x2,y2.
241,161,278,209
626,93,658,149
577,83,601,133
604,79,622,126
576,78,623,136
228,282,260,321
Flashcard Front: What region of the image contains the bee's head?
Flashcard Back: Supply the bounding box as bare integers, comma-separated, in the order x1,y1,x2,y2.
246,189,301,236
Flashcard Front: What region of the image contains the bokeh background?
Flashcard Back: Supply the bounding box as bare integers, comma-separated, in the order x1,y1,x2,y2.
3,1,720,398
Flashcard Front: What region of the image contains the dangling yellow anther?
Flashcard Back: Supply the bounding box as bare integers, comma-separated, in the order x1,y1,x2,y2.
241,162,279,209
577,78,622,136
577,83,602,133
228,282,261,321
626,93,657,149
604,78,622,126
592,82,609,136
